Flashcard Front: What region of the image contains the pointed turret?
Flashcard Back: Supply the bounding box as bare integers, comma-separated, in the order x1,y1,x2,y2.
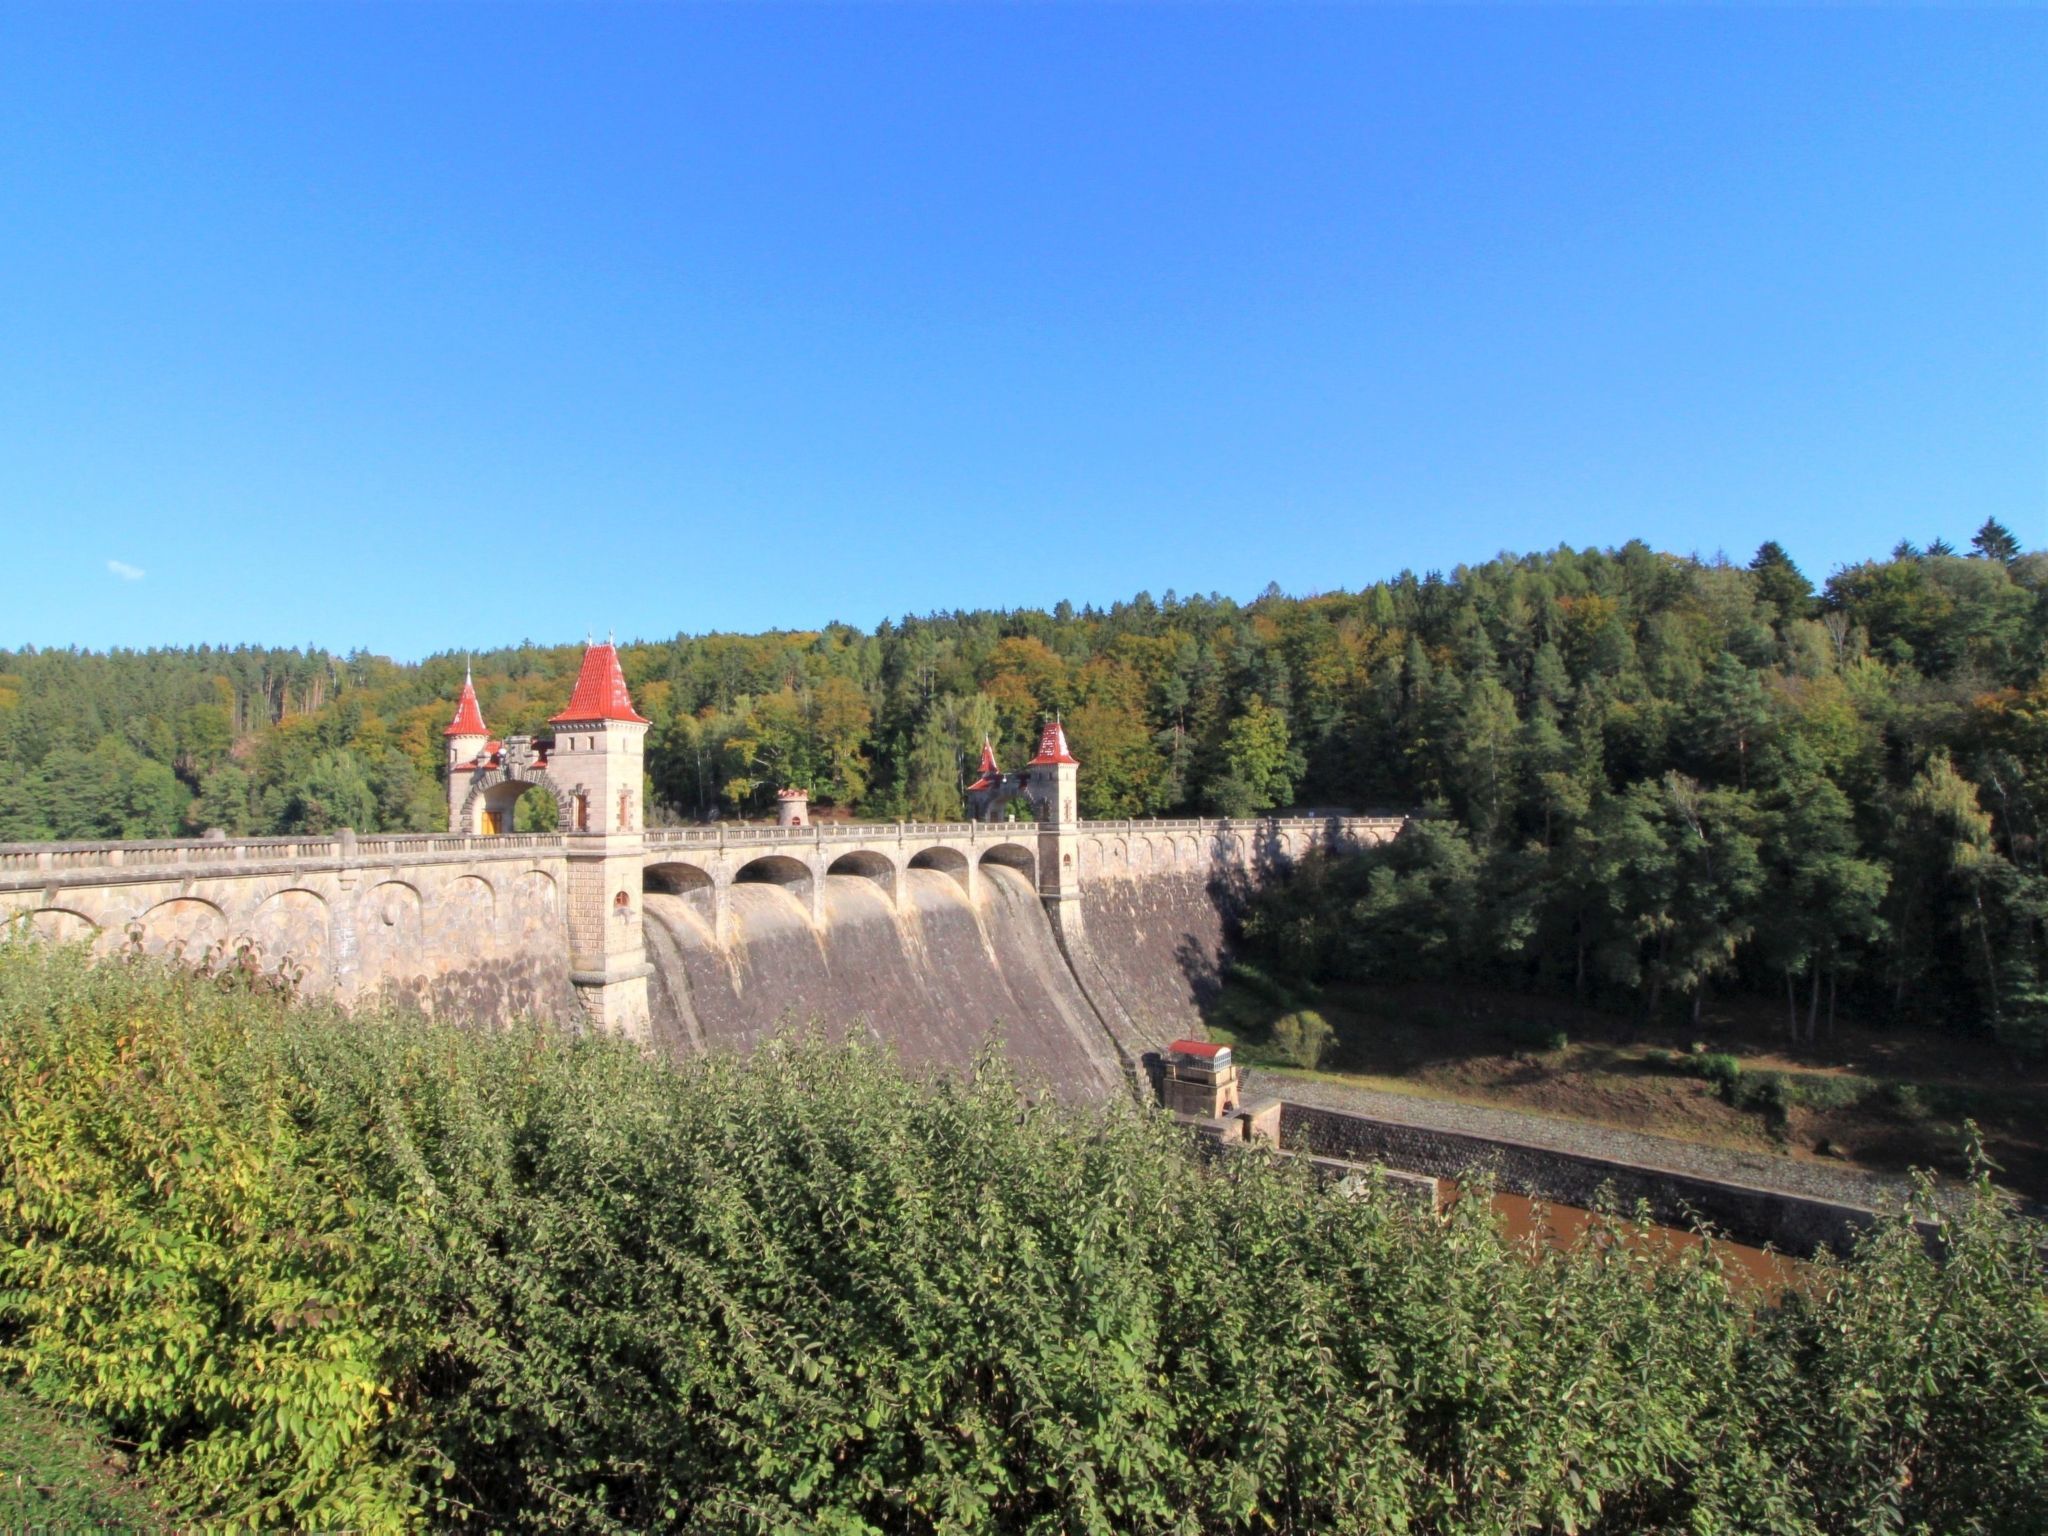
549,641,651,726
445,664,493,831
966,736,1001,791
547,639,650,835
1027,717,1079,767
445,664,488,740
1025,714,1080,827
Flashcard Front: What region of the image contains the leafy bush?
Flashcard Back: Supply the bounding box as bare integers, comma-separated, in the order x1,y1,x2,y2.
3,942,2045,1533
1221,958,1313,1011
1696,1052,1745,1095
1887,1080,1931,1119
1269,1009,1336,1069
1503,1019,1568,1053
1778,1071,1880,1113
0,945,424,1529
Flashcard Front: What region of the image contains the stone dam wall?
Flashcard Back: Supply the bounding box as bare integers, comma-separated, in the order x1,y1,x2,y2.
1075,869,1239,1059
0,832,580,1025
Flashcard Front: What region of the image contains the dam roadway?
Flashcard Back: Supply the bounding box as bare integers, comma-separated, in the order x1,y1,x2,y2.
0,814,1405,1097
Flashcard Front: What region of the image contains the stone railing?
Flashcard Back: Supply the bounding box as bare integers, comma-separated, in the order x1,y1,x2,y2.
643,820,1037,850
0,829,569,890
2,813,1411,889
1072,815,1408,836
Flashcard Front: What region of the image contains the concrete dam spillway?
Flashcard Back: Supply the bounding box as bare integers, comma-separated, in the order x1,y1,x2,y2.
641,863,1128,1099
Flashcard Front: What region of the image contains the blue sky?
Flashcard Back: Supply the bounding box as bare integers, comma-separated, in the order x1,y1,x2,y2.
2,3,2042,660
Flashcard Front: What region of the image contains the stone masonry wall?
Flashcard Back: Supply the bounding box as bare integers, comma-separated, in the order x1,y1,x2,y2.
2,835,577,1025
1279,1101,1887,1258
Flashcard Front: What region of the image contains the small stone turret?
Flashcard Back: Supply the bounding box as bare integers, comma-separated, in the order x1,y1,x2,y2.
444,665,490,830
1027,719,1084,941
776,787,809,827
1025,717,1079,827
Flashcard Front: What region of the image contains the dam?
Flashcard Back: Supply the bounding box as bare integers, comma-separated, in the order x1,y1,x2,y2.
0,642,1406,1099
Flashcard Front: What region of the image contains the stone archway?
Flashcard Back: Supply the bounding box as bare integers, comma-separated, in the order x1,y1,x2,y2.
458,767,579,835
967,779,1043,824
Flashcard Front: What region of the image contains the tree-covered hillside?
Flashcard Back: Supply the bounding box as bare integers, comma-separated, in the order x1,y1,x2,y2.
4,523,2043,1040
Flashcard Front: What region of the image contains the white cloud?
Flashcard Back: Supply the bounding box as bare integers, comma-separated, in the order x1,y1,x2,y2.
107,559,145,581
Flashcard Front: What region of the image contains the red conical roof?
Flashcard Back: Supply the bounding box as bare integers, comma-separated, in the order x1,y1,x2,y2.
1028,718,1078,766
966,736,1001,791
549,641,651,725
444,670,488,737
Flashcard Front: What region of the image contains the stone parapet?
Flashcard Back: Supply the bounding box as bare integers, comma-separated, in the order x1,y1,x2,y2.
1277,1100,1902,1259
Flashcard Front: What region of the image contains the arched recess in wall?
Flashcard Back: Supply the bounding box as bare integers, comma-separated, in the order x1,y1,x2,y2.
907,845,971,896
978,842,1035,887
135,896,226,957
250,888,331,984
361,880,424,974
438,875,498,951
6,906,100,947
825,850,897,904
1080,839,1102,878
510,869,562,945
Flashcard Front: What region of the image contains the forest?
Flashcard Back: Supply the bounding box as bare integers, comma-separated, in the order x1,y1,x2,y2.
2,523,2043,1045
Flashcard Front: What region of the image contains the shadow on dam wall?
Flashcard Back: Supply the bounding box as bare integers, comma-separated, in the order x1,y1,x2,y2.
641,864,1128,1101
1077,870,1243,1058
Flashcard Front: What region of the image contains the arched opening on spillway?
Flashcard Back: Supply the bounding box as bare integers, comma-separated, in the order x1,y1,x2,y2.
826,850,897,904
734,854,815,920
644,860,717,926
977,842,1036,888
907,845,971,895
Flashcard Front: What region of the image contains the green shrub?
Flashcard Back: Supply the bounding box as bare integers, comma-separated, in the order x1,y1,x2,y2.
1887,1080,1931,1119
1779,1072,1880,1113
0,944,424,1530
1696,1052,1744,1096
3,942,2045,1534
1222,958,1313,1010
1504,1019,1569,1053
1269,1009,1337,1069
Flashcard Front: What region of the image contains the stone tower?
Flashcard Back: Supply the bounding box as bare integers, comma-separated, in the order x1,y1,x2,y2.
1026,719,1084,940
546,641,652,1038
444,665,490,830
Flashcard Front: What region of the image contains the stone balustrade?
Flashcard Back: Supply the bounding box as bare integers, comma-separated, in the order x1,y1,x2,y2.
2,814,1408,893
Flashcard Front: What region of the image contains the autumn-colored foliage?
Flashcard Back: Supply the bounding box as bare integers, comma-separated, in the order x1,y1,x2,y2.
2,941,2043,1532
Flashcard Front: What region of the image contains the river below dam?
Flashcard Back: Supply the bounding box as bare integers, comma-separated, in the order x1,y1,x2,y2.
1482,1189,1802,1290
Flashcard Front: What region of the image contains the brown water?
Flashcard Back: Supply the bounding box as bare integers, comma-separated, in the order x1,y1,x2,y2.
1484,1189,1804,1292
